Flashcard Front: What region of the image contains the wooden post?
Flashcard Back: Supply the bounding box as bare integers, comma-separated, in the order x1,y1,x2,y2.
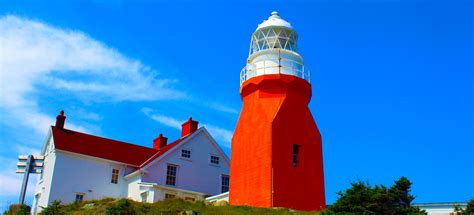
19,155,33,204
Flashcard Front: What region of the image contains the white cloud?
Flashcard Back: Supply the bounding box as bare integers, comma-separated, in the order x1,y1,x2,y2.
207,103,239,114
0,15,184,135
142,108,182,130
142,108,233,147
0,15,186,202
202,124,233,148
0,15,235,204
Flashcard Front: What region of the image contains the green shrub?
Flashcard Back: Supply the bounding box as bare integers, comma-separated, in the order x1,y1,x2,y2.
4,204,31,215
41,200,63,215
105,199,135,215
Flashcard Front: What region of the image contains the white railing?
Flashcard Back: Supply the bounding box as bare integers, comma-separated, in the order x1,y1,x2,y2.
240,59,310,85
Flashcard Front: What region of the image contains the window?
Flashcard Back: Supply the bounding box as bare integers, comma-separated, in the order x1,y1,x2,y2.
181,149,191,159
166,165,177,186
221,175,230,193
185,196,195,201
111,168,119,184
293,144,300,167
165,193,176,199
210,155,220,165
75,193,84,202
141,192,148,203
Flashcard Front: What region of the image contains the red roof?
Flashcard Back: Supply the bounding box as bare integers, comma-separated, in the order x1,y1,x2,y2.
51,126,187,167
139,137,186,168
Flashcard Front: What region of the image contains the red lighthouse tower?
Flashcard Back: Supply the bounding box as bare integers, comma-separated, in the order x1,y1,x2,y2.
229,12,326,211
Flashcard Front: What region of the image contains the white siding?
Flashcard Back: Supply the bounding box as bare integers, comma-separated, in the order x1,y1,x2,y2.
32,127,230,213
141,129,230,196
126,175,143,202
153,186,205,201
32,135,56,214
47,151,128,204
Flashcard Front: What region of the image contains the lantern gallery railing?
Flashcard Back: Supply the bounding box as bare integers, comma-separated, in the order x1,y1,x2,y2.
240,58,310,85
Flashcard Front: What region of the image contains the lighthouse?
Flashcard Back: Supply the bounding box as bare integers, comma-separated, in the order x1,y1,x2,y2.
229,12,326,211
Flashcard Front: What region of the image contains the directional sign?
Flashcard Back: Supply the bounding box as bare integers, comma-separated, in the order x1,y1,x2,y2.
16,154,45,204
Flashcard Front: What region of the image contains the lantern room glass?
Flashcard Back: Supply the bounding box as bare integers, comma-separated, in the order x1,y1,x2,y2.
249,26,298,55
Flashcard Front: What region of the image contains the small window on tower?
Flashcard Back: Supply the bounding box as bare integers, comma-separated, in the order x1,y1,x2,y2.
111,168,119,184
293,144,301,167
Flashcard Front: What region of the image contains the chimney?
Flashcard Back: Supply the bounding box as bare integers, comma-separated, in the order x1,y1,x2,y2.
153,133,168,150
181,117,198,137
55,110,66,129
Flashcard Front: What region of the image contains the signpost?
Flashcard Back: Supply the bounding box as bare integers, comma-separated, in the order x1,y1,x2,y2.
16,155,44,204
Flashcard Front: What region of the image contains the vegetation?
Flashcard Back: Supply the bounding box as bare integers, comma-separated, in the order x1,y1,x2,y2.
3,204,31,215
37,198,323,214
324,176,426,215
453,198,474,215
8,176,471,215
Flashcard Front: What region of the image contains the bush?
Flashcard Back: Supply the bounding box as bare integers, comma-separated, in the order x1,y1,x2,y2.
4,204,31,215
41,200,62,215
105,199,135,215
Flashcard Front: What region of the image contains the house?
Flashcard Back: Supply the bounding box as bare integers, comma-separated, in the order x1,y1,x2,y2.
32,111,230,214
412,202,468,215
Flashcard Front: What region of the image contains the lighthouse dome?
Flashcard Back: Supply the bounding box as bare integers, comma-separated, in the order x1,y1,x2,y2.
249,12,298,55
256,11,293,30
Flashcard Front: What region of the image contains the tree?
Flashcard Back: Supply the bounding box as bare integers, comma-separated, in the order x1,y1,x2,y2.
326,176,425,215
464,198,474,215
453,203,462,213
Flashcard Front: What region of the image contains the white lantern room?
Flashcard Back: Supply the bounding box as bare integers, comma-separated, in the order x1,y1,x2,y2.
240,11,310,85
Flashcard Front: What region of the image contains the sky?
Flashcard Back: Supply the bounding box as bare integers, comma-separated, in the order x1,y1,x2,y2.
0,0,472,211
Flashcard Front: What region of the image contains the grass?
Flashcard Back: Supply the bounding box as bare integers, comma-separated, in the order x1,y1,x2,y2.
36,198,324,215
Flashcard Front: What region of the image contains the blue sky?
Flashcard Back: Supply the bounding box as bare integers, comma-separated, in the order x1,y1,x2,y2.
0,0,472,211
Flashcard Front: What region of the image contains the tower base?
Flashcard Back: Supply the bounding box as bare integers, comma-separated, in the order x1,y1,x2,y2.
230,74,326,211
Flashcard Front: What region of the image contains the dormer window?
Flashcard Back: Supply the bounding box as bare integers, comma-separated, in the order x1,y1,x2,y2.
181,149,191,159
210,155,220,165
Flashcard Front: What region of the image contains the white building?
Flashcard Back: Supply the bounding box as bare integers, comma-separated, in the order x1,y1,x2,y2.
32,111,230,214
413,202,468,215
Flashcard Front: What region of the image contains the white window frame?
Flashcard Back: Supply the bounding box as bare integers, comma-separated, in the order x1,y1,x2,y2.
75,193,85,202
111,168,120,184
209,154,220,165
165,193,176,199
184,196,196,201
181,149,192,159
166,164,178,186
221,174,230,193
